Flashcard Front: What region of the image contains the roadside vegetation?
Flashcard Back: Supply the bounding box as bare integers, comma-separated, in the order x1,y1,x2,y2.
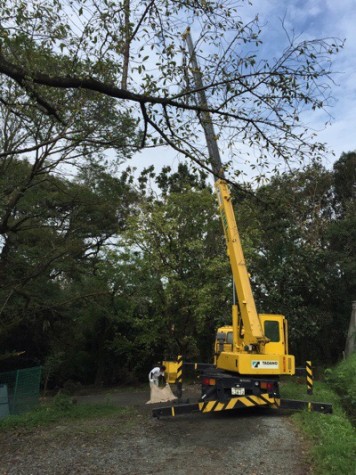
0,394,124,431
281,356,356,475
324,353,356,424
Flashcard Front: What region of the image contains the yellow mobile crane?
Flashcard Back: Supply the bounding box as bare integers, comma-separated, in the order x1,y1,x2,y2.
152,30,331,417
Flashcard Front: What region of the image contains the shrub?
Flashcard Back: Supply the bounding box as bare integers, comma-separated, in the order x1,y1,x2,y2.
325,354,356,424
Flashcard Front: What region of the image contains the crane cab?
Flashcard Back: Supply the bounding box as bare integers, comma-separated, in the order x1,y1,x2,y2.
214,313,295,376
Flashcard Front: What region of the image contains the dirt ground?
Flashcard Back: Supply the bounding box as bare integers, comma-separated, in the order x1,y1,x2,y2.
0,385,311,475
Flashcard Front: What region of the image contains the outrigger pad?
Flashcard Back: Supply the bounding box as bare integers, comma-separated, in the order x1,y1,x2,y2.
152,402,200,418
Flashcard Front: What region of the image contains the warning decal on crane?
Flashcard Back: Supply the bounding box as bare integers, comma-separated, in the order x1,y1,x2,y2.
252,360,279,369
199,393,278,413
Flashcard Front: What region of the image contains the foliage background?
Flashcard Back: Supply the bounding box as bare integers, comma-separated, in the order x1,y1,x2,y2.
1,154,355,386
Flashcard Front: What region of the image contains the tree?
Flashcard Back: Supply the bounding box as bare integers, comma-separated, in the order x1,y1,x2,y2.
333,152,356,215
235,162,354,363
0,36,138,329
0,157,138,375
0,28,138,265
124,165,230,363
0,1,343,179
328,152,356,354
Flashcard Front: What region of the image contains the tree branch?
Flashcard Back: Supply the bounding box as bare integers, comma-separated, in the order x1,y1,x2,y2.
0,51,248,121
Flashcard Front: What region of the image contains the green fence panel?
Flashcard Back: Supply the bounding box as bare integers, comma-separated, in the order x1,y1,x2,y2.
0,366,41,415
0,384,10,417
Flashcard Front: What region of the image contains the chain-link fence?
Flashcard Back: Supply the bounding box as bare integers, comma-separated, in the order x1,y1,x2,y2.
0,366,42,416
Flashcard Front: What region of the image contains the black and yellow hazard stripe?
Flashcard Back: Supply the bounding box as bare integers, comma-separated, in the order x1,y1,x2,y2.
198,393,277,413
306,360,313,395
176,355,183,384
175,355,183,399
152,395,332,418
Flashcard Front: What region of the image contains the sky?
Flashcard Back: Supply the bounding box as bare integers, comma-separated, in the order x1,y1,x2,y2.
130,0,356,181
251,0,356,167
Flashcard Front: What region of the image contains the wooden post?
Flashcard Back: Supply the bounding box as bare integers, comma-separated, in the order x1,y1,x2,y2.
345,301,356,358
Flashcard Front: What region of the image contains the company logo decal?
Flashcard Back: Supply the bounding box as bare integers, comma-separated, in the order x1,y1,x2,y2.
252,360,279,369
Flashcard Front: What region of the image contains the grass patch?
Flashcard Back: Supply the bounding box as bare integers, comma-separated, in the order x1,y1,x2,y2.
281,380,356,475
0,393,127,431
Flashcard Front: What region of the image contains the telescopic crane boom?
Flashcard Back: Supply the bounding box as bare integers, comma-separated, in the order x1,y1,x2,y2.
185,29,267,348
184,28,294,375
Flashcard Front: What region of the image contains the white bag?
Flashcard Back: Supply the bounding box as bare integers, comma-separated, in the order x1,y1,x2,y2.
146,382,177,404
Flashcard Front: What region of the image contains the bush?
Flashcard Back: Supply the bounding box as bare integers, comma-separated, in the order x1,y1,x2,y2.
53,393,74,411
325,354,356,424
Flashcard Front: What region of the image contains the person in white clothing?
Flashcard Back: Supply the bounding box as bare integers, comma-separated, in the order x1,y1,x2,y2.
146,364,177,404
148,365,166,386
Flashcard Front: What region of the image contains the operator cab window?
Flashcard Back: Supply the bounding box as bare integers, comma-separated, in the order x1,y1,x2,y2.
264,321,280,342
226,332,233,344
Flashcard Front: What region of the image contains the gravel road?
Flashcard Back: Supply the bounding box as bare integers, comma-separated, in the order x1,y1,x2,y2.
0,386,311,475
